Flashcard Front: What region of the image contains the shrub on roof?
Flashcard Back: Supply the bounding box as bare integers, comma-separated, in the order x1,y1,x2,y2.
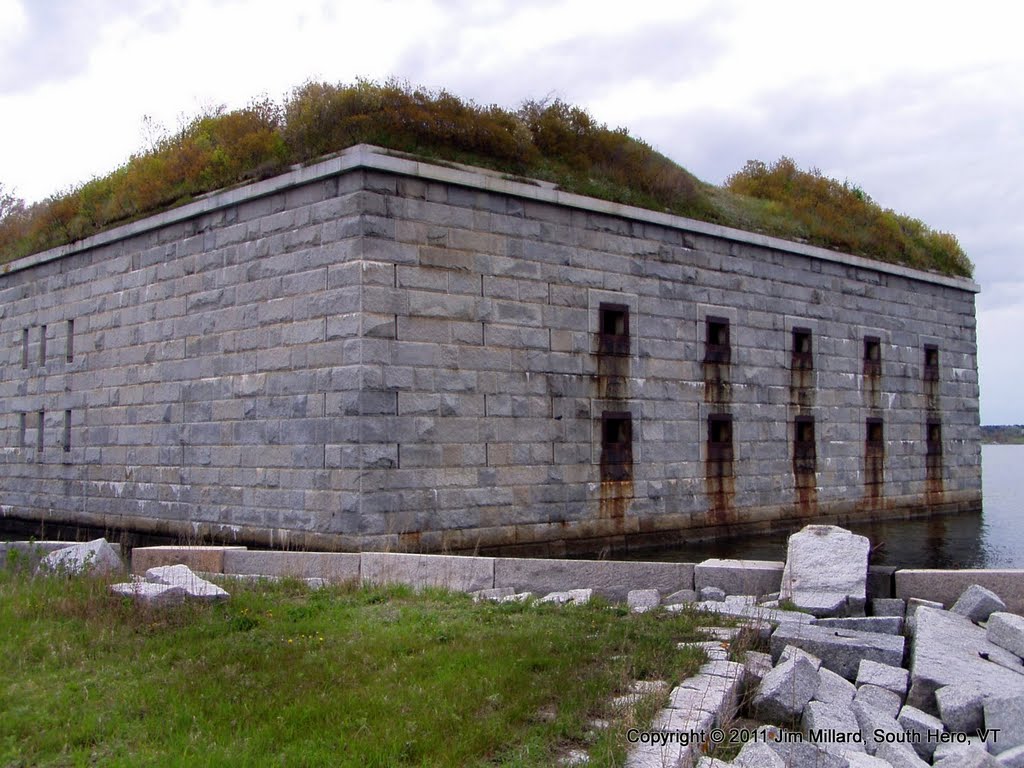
725,157,971,277
0,80,972,278
283,80,536,170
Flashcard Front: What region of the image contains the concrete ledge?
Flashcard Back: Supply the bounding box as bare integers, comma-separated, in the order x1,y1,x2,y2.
125,547,1024,611
360,552,495,593
131,546,247,575
695,559,783,597
896,569,1024,613
494,557,694,601
223,550,360,582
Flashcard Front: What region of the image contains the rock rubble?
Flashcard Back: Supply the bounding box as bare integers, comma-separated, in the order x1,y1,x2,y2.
36,538,124,576
618,525,1024,768
109,564,231,604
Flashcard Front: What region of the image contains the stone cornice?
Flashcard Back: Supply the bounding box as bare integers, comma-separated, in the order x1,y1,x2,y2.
1,144,980,294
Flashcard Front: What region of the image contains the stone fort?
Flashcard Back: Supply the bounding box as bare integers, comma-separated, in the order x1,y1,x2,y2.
0,145,981,555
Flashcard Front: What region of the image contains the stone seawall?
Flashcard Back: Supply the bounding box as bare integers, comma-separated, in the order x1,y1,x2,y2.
0,145,982,555
127,546,1024,613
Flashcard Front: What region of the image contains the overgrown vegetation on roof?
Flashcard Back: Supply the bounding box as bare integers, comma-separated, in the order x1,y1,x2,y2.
724,158,971,278
0,79,972,277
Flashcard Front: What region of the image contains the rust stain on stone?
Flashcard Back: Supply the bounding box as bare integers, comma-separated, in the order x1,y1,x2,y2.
599,413,633,529
599,478,633,527
864,417,885,504
794,473,818,517
399,530,422,550
593,308,633,531
705,414,735,523
792,418,818,517
925,474,945,506
704,468,735,524
925,454,945,506
864,453,884,503
793,441,818,516
704,351,733,521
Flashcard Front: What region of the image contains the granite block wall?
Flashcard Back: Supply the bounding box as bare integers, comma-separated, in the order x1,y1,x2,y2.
0,146,982,554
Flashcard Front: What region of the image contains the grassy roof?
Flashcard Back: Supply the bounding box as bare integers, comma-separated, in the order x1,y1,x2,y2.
0,79,972,278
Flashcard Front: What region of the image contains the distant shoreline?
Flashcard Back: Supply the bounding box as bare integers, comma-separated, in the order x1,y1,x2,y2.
981,425,1024,445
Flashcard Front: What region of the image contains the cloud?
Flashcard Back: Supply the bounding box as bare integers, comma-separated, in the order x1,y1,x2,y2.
392,0,725,109
0,0,27,47
605,65,1021,298
0,0,162,93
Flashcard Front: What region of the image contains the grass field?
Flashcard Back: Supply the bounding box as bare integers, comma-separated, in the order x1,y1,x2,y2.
0,567,725,767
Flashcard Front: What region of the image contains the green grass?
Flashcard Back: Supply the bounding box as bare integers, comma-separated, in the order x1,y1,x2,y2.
0,570,719,767
0,79,972,278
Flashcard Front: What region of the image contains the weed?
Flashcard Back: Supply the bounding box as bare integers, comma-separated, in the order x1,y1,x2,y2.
776,598,813,614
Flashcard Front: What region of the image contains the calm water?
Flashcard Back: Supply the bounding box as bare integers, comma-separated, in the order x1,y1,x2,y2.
634,444,1024,568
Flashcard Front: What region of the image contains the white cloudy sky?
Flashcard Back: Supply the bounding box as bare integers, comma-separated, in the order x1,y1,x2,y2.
1,0,1021,423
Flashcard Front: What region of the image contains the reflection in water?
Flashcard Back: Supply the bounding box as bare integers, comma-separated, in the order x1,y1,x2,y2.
847,512,985,568
632,445,1022,568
